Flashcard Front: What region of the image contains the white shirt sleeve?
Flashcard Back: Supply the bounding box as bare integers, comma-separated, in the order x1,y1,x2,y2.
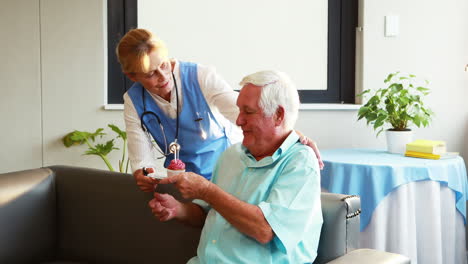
123,92,162,172
196,64,240,124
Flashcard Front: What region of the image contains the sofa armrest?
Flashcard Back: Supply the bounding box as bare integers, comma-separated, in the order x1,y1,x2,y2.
315,193,361,263
327,248,411,264
0,168,56,263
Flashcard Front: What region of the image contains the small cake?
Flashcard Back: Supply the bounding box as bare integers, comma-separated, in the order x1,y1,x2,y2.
166,159,186,177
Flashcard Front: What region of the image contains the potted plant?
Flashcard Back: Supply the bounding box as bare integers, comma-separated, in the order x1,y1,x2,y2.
357,72,434,154
62,124,129,173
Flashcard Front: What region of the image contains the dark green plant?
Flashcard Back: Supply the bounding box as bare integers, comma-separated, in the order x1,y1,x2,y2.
357,72,434,137
62,124,129,173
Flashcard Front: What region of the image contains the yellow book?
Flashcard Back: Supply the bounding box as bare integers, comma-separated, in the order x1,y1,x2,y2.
406,139,446,155
405,151,459,160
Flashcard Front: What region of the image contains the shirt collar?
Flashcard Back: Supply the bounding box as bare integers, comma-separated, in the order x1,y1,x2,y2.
241,130,299,168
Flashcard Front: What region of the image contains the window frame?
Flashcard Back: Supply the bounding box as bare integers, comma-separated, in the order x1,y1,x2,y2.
106,0,358,105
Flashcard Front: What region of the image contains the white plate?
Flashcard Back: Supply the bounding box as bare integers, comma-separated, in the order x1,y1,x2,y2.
146,172,167,179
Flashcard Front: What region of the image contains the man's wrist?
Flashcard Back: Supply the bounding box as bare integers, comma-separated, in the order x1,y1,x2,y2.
174,200,184,220
200,181,215,203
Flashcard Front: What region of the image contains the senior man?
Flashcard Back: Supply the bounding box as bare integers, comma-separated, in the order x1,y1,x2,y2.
149,70,322,263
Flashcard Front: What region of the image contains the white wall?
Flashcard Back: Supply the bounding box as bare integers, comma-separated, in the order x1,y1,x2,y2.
38,0,125,171
0,0,467,174
0,0,42,173
297,0,468,161
358,0,468,156
0,0,124,173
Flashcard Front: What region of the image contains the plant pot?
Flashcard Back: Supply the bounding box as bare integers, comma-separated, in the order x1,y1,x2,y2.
385,129,413,154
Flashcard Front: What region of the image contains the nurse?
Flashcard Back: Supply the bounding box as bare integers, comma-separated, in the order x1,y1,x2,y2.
116,29,323,192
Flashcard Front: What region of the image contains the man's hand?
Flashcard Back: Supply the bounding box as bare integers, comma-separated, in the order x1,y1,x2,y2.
298,134,324,170
159,172,212,200
134,167,159,192
148,193,180,221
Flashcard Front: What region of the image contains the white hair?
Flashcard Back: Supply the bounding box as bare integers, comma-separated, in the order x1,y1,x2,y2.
239,70,300,130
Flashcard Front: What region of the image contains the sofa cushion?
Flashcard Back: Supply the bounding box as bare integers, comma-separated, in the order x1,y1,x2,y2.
50,166,201,264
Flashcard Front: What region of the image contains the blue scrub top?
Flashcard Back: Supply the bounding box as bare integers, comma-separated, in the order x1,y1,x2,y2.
127,61,237,180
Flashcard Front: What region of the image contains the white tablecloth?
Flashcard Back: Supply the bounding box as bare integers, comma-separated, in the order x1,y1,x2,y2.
360,180,466,264
320,149,468,264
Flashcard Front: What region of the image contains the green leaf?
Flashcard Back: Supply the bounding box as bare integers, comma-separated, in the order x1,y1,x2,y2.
398,97,409,106
356,89,370,97
98,140,118,155
376,128,385,137
380,89,388,97
395,83,404,92
366,113,378,122
70,131,92,142
388,83,398,90
377,109,388,116
85,140,117,156
384,72,399,83
384,74,392,83
422,119,429,127
413,116,421,127
368,95,380,105
409,95,421,102
108,124,127,140
374,114,387,130
62,131,85,147
385,103,395,114
89,128,105,141
358,106,369,116
85,148,100,156
67,129,105,144
416,86,430,92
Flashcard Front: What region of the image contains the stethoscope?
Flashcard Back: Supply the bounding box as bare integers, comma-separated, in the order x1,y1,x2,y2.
140,72,181,160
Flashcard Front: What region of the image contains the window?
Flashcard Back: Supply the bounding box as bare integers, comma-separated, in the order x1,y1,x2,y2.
303,0,358,103
107,0,137,104
106,0,358,105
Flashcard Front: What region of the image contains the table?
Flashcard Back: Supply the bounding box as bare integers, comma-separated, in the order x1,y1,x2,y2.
320,149,468,264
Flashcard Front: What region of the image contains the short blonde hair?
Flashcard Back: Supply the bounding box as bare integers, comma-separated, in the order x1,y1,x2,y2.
115,28,168,73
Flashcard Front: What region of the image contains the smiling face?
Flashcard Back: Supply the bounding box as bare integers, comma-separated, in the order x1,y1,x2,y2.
236,84,282,159
126,51,174,100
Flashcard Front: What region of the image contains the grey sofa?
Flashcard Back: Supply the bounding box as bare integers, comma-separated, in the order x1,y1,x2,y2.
0,166,409,263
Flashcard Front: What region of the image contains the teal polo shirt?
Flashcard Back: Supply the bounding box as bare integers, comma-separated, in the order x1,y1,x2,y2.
188,131,323,264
